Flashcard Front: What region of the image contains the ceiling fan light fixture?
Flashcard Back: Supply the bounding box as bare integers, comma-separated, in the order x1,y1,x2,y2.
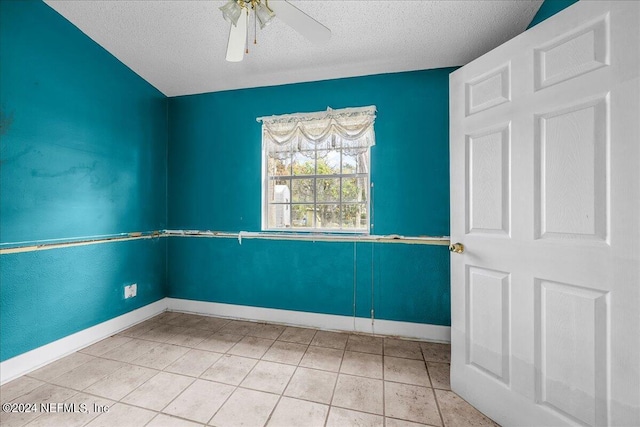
255,1,275,29
219,0,242,26
221,0,331,62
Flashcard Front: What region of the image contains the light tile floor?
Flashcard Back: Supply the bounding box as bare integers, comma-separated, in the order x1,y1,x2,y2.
1,312,498,427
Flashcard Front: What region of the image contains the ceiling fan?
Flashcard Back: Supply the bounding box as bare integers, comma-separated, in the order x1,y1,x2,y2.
219,0,331,62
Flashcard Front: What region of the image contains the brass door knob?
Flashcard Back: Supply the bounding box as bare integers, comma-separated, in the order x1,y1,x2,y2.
449,242,464,254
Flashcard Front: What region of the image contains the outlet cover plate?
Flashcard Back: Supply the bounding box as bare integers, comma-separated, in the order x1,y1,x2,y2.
124,283,137,299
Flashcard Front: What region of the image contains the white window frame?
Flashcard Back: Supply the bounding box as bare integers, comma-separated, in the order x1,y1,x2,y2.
259,106,376,234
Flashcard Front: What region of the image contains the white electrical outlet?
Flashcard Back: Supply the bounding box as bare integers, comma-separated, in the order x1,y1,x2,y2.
124,283,137,299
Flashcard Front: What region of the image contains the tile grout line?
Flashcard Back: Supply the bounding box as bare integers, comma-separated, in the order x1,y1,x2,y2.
382,338,386,427
323,343,346,426
261,354,303,426
85,318,223,425
6,313,460,427
205,383,238,426
423,345,447,427
205,323,284,426
176,317,250,426
14,318,235,425
96,320,288,424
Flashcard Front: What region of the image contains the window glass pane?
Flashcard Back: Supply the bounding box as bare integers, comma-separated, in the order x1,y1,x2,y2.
268,204,291,229
268,179,290,203
342,152,368,174
342,177,368,202
292,205,314,228
316,178,340,202
342,204,367,230
292,179,314,203
292,151,315,175
316,150,340,175
316,204,340,229
263,110,372,233
268,155,291,176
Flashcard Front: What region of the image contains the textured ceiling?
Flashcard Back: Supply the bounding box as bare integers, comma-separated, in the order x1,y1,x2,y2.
44,0,543,97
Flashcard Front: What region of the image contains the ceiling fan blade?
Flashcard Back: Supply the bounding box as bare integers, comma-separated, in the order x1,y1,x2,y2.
225,9,247,62
268,0,331,44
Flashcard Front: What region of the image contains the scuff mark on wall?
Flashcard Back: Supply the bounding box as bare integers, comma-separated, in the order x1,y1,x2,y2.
0,108,14,136
31,160,97,178
0,146,32,166
0,108,28,166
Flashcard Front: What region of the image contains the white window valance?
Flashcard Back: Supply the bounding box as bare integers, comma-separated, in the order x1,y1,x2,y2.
258,106,376,158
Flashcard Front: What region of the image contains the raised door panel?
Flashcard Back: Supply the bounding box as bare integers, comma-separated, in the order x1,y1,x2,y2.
535,97,608,241
466,125,510,236
534,17,609,91
466,64,511,116
535,279,608,426
466,266,510,383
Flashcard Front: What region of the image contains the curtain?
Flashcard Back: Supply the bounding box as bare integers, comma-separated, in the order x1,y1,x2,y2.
258,106,377,159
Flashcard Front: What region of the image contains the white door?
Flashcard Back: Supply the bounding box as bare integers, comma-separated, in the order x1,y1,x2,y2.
450,2,639,426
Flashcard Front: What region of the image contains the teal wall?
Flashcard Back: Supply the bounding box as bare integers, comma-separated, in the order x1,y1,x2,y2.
0,241,166,361
528,0,579,29
0,0,167,361
167,69,453,325
0,0,578,363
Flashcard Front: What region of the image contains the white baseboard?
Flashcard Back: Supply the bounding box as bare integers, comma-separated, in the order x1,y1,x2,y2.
1,297,450,385
167,298,451,343
0,299,168,385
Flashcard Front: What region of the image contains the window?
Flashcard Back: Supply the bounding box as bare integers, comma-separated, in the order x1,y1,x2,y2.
261,106,376,232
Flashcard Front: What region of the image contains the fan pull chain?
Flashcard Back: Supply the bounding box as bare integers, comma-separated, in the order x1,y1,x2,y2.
245,8,249,54
254,5,257,45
